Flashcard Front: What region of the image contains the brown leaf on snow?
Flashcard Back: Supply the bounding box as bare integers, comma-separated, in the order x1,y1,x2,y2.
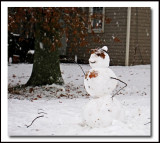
85,71,89,79
37,95,42,98
60,94,66,97
29,88,34,93
8,89,21,95
12,74,16,78
89,70,98,79
77,91,82,93
56,89,63,92
66,89,70,92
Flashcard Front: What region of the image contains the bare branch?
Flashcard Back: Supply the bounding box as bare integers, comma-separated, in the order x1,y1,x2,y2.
38,112,47,114
25,115,44,128
144,121,151,125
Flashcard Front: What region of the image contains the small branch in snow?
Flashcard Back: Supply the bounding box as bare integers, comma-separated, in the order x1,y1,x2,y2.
38,112,47,114
38,109,44,111
110,77,127,99
25,115,44,128
144,121,151,125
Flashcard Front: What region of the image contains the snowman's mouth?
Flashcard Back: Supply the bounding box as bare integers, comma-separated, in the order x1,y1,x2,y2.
90,61,96,64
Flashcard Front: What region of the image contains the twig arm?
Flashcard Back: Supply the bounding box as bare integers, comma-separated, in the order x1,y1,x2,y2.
73,61,85,76
110,77,127,99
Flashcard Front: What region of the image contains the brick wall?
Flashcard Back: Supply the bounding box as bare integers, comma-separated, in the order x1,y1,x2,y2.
129,7,151,65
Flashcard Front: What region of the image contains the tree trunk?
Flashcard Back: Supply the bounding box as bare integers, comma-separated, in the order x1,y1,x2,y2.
26,24,64,86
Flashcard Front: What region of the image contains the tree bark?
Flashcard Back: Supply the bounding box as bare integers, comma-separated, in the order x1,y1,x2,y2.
26,24,64,86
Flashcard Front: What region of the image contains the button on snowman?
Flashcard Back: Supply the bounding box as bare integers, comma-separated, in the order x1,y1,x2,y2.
83,46,125,127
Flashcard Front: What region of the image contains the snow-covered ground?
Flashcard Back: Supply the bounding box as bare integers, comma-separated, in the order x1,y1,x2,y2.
8,63,151,136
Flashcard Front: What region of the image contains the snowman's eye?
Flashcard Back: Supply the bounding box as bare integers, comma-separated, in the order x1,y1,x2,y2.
96,53,105,59
97,53,100,56
91,49,98,54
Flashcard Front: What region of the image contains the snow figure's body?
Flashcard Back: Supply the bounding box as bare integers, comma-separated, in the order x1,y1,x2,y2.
84,46,118,98
83,46,125,127
82,96,124,127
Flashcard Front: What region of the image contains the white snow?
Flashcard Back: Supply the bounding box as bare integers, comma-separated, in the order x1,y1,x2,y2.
10,32,20,36
13,54,20,57
102,45,108,52
8,63,151,136
39,42,43,49
75,55,78,63
9,57,12,64
112,35,115,39
27,50,35,54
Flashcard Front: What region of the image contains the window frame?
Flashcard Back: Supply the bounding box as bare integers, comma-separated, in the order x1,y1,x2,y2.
88,7,105,33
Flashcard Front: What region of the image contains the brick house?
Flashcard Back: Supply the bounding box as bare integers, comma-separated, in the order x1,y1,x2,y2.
60,7,151,66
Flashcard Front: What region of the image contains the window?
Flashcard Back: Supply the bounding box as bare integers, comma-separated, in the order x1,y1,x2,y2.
88,7,105,33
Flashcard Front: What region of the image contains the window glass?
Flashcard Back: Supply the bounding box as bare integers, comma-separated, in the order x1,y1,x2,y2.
89,7,104,33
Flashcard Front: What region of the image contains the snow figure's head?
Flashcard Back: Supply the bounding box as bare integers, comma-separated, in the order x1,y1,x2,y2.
89,46,110,68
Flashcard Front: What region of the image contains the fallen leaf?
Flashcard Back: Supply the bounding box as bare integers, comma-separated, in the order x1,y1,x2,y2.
29,88,34,93
77,91,82,93
60,94,66,97
37,95,42,98
85,71,89,79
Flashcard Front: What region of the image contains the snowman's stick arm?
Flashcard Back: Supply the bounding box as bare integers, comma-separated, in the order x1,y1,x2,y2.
67,57,86,76
110,77,127,98
73,61,85,76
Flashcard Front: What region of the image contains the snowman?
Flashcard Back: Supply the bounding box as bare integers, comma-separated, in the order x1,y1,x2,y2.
82,46,125,127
